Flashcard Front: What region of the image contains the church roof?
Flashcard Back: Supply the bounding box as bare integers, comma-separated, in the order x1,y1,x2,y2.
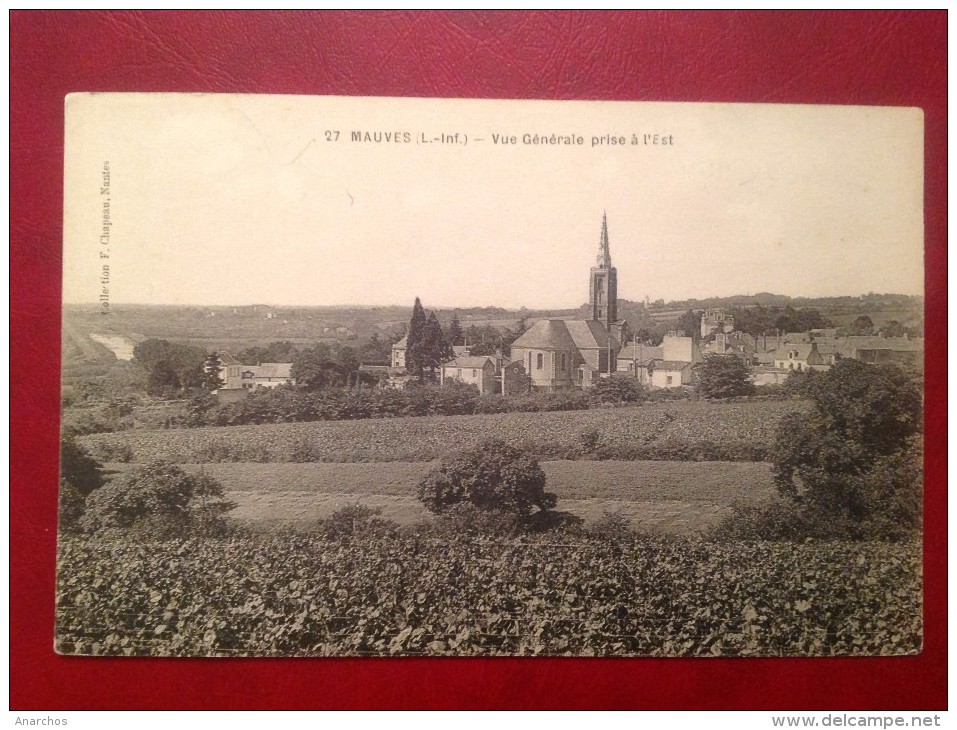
565,319,611,350
510,319,580,351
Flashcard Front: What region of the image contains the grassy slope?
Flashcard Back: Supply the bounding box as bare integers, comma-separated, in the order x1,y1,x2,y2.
104,460,776,533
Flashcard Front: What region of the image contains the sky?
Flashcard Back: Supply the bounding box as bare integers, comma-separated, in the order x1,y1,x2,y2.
63,95,924,309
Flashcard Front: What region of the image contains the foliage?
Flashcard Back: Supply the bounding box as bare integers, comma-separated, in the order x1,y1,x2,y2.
56,534,922,657
291,344,347,390
770,360,922,536
59,437,106,531
132,339,206,396
58,482,87,532
317,504,398,539
588,374,646,405
849,315,875,336
80,462,234,537
676,309,700,340
60,437,104,496
729,305,833,337
695,354,755,399
235,341,299,366
417,439,557,519
879,320,905,338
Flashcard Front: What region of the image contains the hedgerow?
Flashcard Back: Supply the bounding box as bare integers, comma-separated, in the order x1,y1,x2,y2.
55,534,921,657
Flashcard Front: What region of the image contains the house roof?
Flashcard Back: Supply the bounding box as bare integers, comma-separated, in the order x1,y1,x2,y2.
244,362,293,379
392,336,408,349
775,344,815,360
843,336,923,352
510,319,581,351
652,360,693,371
443,356,495,369
617,345,663,365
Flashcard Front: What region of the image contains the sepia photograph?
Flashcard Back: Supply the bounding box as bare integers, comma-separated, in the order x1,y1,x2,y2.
56,94,924,658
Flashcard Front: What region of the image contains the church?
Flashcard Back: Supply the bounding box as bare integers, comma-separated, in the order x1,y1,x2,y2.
509,213,631,391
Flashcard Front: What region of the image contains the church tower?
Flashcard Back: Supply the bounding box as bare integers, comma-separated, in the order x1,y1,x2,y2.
589,212,618,329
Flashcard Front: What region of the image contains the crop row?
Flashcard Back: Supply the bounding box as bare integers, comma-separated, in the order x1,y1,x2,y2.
79,400,806,464
56,534,921,657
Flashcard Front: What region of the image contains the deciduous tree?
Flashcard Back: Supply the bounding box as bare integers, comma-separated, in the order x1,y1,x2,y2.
695,354,755,399
417,439,557,519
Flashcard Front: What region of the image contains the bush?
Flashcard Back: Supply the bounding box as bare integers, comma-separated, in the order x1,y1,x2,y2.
771,360,921,533
589,374,645,406
80,462,234,537
417,439,557,519
317,504,398,539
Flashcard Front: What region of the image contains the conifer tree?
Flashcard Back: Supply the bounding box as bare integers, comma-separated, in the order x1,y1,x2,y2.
448,314,464,346
406,297,428,380
423,311,454,381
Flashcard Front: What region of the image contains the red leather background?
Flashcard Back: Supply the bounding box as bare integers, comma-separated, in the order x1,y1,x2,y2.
10,11,946,710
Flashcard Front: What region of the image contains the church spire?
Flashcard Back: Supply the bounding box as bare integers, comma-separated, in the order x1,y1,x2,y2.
589,212,618,328
597,210,611,268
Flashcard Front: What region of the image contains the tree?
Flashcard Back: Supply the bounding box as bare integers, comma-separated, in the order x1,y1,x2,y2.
202,353,225,391
132,338,206,396
58,438,105,530
291,344,345,390
422,311,453,381
405,297,428,380
772,359,922,531
695,354,755,399
676,309,700,340
417,439,557,519
850,314,875,336
880,320,905,338
448,314,464,346
81,461,234,536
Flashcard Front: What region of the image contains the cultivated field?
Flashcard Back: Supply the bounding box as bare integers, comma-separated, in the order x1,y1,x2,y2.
57,535,922,657
82,400,806,464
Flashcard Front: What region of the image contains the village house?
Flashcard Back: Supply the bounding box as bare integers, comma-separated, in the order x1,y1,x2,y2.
439,355,498,394
772,342,828,372
616,343,663,385
215,355,295,401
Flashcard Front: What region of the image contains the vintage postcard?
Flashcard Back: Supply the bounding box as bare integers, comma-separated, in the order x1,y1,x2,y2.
57,95,923,657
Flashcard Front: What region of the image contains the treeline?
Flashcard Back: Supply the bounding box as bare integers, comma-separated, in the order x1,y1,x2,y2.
177,383,592,427
175,376,653,428
728,306,832,337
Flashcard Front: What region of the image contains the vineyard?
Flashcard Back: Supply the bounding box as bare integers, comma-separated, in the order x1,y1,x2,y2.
80,400,806,463
56,534,922,657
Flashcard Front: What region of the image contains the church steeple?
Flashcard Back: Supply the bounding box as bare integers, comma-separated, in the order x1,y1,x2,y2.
597,211,611,268
589,212,618,328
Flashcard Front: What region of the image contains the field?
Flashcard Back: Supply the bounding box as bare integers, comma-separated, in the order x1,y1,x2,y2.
104,460,776,533
56,535,922,657
80,400,806,464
